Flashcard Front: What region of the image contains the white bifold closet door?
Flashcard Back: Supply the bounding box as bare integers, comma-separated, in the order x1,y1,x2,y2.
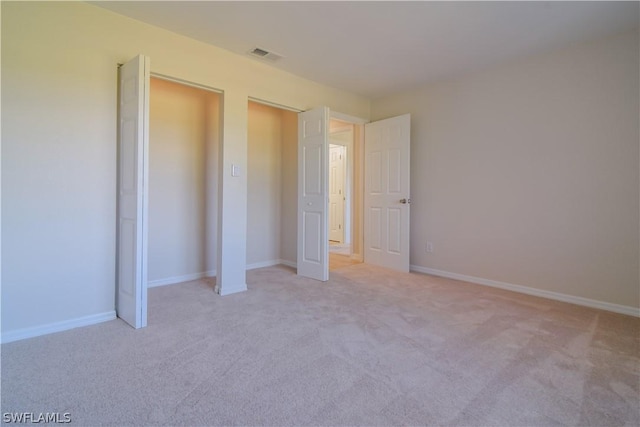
297,107,330,282
116,54,150,328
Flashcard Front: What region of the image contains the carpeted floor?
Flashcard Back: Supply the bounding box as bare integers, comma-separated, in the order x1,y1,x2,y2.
2,264,639,426
329,252,361,271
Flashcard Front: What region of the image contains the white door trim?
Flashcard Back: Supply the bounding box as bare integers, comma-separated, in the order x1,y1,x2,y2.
248,96,303,113
151,72,223,95
331,111,368,125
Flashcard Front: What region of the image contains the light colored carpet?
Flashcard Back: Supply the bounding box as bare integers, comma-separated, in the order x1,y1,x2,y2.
329,252,361,271
2,264,639,426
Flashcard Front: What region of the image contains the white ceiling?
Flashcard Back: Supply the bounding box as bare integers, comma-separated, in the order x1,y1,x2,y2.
92,1,639,99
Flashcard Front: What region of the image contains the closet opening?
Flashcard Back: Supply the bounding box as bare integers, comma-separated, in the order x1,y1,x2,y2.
146,77,220,292
246,100,299,270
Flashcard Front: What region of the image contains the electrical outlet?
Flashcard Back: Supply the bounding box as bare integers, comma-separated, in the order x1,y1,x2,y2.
426,242,433,253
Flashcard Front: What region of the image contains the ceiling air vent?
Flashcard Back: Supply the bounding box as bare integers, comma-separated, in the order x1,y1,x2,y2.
248,47,283,62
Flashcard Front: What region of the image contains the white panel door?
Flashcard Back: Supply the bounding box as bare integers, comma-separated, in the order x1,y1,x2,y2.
329,144,345,243
297,107,329,281
117,55,150,328
364,114,411,272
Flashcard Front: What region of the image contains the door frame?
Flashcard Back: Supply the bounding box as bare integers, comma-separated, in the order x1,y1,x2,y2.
330,113,366,261
329,128,352,244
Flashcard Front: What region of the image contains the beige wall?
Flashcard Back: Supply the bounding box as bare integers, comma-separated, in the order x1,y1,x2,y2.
247,102,282,266
280,110,299,265
371,30,640,309
1,1,369,336
148,78,219,283
247,102,298,267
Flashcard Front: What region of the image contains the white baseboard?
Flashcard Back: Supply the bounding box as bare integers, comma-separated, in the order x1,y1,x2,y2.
247,259,297,270
148,270,216,288
0,260,292,344
279,259,297,269
410,265,639,318
151,261,296,287
246,260,282,270
1,311,116,344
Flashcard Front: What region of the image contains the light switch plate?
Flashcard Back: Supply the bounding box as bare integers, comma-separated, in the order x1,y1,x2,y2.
232,164,240,177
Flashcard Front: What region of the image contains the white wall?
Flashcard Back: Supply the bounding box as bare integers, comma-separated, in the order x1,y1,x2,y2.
148,78,219,284
1,1,369,337
371,30,640,310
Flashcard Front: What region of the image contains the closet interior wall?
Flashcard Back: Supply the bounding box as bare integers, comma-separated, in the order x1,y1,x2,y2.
247,101,298,268
148,78,220,285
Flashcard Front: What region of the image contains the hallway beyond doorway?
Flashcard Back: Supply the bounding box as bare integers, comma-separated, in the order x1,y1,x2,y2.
329,242,350,256
329,242,360,270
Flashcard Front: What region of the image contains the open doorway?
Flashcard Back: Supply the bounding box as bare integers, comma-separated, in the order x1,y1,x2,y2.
298,107,411,280
297,107,366,280
328,119,362,271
